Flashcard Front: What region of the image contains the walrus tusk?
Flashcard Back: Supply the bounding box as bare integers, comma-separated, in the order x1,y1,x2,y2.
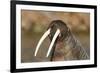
34,28,60,57
34,28,51,56
46,29,60,57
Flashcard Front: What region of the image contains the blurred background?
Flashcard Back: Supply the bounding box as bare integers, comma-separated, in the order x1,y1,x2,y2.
21,10,90,63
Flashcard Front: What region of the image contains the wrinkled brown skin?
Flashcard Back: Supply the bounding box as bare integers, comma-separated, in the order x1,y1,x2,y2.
48,20,89,61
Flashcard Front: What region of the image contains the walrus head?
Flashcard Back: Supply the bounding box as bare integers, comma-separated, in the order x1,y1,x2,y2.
34,20,71,57
48,20,71,42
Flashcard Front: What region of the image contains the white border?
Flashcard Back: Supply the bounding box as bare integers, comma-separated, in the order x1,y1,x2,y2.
16,4,94,69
